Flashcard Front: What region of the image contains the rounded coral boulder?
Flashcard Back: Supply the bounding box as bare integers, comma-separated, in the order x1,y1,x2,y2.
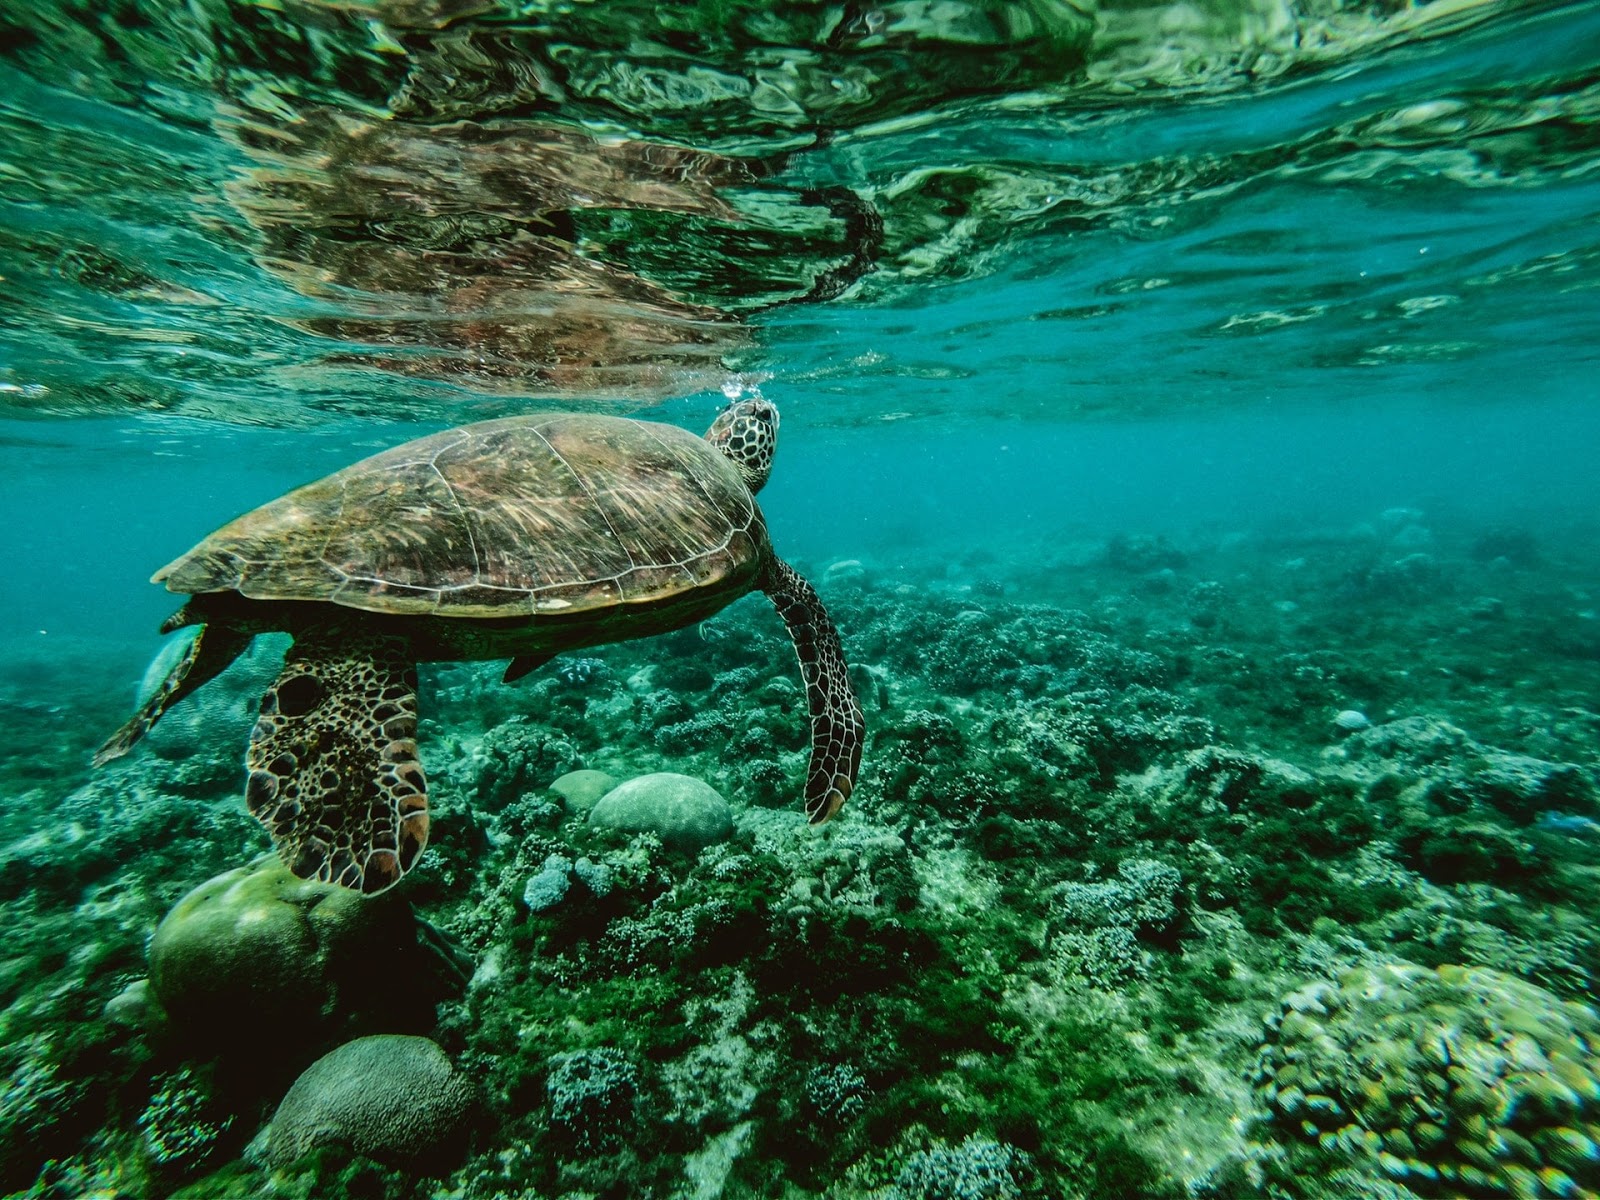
587,772,733,851
147,860,429,1054
268,1035,473,1170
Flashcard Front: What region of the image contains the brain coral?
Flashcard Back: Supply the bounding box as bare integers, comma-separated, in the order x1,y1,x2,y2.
588,772,733,851
269,1035,472,1170
1252,962,1600,1197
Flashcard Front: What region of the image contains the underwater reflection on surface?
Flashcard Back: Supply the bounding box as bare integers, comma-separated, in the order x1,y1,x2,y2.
2,0,1596,424
224,104,758,399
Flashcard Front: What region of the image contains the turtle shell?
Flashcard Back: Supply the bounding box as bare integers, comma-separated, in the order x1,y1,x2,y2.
156,414,769,619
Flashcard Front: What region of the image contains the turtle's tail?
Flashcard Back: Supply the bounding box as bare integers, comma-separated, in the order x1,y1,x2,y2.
93,619,250,766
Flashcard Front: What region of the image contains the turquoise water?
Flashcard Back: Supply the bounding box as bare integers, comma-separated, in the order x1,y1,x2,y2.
4,2,1600,1197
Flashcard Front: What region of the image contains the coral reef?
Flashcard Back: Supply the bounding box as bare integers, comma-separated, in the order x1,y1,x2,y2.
587,772,734,851
4,511,1599,1199
0,1034,86,1189
269,1035,474,1170
521,854,574,913
138,1067,231,1171
1251,962,1600,1197
805,1062,871,1127
545,1047,638,1152
468,718,583,811
146,860,441,1057
887,1136,1034,1200
548,768,618,814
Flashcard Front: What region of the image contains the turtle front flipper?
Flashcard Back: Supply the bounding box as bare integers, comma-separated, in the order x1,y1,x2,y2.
94,619,250,767
246,627,427,896
760,558,865,822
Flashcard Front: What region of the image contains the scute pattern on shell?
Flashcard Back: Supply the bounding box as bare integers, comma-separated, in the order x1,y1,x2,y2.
156,415,765,618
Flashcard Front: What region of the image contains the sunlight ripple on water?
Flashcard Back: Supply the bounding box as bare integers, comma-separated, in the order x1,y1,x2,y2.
1,0,1596,424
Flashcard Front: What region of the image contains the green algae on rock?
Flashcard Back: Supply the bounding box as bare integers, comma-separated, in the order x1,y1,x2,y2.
548,768,620,815
147,860,437,1055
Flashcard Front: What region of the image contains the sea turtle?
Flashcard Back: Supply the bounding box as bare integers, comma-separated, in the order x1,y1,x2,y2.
95,400,864,895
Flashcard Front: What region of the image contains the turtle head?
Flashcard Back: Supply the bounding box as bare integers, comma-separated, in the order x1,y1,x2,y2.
706,398,779,494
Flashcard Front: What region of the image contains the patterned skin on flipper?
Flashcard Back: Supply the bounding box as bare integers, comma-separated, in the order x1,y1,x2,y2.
706,398,778,494
93,620,251,767
245,628,427,896
760,557,864,822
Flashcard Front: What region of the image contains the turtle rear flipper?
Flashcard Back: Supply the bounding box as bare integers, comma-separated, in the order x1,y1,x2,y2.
503,652,553,684
761,558,865,822
94,619,250,767
247,627,427,896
